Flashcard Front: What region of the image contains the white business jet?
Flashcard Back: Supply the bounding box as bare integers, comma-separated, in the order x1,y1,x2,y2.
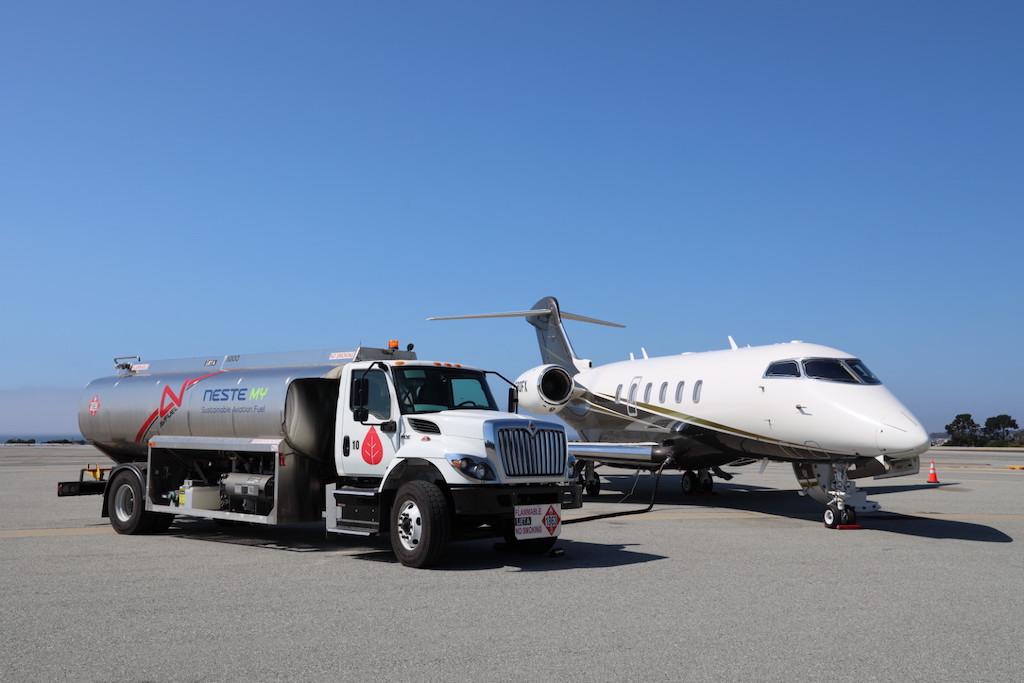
430,297,930,528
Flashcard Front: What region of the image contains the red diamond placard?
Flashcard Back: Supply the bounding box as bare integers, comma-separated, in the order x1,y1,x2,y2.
543,504,561,535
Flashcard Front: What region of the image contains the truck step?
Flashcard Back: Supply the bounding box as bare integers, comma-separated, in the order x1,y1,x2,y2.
333,487,381,534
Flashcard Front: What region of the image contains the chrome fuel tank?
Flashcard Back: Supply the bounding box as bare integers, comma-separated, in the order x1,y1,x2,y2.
78,349,371,463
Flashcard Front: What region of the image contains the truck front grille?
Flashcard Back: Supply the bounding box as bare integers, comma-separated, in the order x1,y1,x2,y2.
495,426,566,477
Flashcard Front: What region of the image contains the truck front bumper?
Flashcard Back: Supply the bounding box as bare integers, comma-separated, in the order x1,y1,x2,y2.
450,483,582,516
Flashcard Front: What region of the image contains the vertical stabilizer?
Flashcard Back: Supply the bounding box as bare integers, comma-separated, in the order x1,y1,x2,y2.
427,296,623,376
527,297,587,375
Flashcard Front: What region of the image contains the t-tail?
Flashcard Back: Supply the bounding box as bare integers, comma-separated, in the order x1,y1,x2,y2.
427,296,624,375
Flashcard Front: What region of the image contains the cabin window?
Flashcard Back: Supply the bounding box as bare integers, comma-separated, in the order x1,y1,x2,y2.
765,361,801,378
659,382,668,403
675,381,685,403
803,359,858,384
643,383,652,403
615,384,623,403
628,383,638,404
692,380,703,404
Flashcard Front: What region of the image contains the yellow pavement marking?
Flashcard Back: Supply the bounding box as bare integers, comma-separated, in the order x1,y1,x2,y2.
0,526,112,539
1007,465,1024,470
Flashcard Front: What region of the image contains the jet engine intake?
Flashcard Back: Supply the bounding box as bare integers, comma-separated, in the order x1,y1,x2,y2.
515,364,578,414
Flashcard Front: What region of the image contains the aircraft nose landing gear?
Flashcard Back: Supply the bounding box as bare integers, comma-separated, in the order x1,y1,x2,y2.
823,503,857,529
793,462,878,529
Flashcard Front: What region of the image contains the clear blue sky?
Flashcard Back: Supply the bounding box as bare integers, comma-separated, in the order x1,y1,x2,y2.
1,1,1021,434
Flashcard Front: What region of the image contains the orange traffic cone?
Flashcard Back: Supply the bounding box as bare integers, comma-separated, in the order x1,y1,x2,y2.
927,460,940,484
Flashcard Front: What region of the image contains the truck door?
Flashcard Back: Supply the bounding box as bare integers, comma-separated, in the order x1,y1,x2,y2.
337,366,400,478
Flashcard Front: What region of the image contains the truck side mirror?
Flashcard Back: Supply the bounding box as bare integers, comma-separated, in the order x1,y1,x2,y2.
353,407,369,423
353,377,369,408
380,420,397,434
508,387,519,414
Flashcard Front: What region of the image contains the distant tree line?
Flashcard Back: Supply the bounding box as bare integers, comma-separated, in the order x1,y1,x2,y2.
4,438,87,445
944,414,1021,447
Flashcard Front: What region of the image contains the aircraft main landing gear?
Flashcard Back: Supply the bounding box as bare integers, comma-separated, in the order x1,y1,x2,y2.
681,469,713,495
578,461,601,497
698,469,714,493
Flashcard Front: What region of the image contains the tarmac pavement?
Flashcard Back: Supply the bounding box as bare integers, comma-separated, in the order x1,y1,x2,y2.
0,445,1021,681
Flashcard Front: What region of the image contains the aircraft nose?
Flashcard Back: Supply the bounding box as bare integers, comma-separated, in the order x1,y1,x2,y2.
876,414,929,456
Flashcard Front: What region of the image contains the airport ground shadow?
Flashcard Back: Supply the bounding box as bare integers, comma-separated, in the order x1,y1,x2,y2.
598,472,1013,543
166,518,667,570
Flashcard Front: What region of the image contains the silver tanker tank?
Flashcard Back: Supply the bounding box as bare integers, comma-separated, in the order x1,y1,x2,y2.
79,347,411,464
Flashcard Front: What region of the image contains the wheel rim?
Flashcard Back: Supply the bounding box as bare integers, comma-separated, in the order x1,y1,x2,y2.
396,499,423,552
114,483,135,523
824,508,835,526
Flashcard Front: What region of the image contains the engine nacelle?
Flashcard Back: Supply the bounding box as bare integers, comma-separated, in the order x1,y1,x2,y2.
515,364,579,414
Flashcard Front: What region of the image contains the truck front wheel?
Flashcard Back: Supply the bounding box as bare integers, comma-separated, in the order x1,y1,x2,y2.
107,471,173,534
390,481,450,568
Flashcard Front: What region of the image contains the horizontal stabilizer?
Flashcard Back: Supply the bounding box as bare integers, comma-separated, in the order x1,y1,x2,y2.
429,309,624,328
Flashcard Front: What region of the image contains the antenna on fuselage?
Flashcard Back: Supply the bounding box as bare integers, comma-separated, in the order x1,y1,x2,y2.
727,336,738,350
641,347,649,359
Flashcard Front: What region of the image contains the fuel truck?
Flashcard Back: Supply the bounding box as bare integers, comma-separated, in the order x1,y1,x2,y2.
60,343,581,568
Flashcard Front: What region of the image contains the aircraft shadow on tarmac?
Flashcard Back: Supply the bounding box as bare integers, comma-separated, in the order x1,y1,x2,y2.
165,518,667,570
597,473,1013,544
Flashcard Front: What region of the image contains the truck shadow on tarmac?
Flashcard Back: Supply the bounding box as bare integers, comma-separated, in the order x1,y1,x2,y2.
165,518,667,570
597,474,1014,544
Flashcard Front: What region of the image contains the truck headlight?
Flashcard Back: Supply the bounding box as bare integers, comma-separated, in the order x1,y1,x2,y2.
446,454,496,481
565,454,577,480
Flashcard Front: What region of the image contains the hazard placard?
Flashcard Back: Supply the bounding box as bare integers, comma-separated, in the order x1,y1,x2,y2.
513,503,561,540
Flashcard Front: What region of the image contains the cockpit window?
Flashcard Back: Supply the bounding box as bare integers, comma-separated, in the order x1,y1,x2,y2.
765,361,800,378
802,359,859,384
844,358,881,385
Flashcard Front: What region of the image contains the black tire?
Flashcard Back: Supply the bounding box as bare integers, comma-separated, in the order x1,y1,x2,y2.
824,504,840,529
502,533,558,555
108,471,163,534
840,507,857,526
698,470,714,493
584,477,601,497
390,481,451,568
681,470,698,496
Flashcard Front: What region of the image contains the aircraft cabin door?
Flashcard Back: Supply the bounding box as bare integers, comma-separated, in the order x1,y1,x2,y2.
337,366,400,478
627,376,642,417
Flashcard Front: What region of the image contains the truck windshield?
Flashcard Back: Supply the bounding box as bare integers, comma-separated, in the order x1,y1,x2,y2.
393,367,499,414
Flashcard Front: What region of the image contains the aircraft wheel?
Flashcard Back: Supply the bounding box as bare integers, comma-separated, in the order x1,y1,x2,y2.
680,470,698,496
698,469,713,493
823,504,841,529
840,507,857,526
585,477,601,497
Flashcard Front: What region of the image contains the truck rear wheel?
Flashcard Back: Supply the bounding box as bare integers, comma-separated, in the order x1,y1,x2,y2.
107,471,173,534
390,481,450,568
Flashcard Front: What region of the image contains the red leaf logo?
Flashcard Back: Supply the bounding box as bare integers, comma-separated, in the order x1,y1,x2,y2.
361,427,384,465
